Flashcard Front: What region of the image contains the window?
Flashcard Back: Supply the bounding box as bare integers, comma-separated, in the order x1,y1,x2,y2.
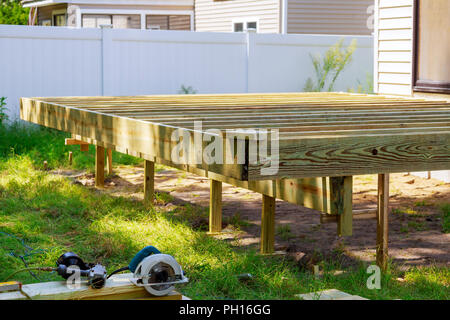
82,15,112,28
246,22,257,31
233,22,243,32
112,15,140,29
413,0,450,93
233,20,258,33
52,13,66,27
146,15,191,30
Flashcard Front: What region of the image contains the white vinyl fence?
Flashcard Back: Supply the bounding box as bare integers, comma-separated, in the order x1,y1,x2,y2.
0,25,373,120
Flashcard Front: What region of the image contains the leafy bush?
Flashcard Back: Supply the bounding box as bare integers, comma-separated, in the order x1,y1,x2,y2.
304,39,357,92
178,85,197,94
0,0,29,25
348,72,374,94
0,97,8,125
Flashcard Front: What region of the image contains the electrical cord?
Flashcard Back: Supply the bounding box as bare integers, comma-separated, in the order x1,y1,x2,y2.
0,231,48,280
106,266,129,279
2,267,56,282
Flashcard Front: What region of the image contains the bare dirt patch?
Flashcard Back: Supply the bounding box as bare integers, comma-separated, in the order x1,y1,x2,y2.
58,165,450,268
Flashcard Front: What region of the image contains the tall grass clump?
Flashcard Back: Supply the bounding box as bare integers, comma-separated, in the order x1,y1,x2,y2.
304,39,357,92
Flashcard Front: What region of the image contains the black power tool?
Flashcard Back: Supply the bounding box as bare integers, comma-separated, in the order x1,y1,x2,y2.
56,252,107,289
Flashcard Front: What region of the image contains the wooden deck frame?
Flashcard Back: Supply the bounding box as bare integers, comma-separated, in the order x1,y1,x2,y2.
20,93,450,267
261,194,276,254
208,179,222,234
144,160,155,206
377,173,389,270
95,145,105,187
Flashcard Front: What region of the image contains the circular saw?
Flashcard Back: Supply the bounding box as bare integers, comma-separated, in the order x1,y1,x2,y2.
131,253,188,296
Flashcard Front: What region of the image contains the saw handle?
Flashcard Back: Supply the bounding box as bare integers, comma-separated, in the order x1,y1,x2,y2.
128,246,161,272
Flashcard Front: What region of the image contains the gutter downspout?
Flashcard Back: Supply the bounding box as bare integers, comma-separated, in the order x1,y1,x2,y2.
281,0,287,34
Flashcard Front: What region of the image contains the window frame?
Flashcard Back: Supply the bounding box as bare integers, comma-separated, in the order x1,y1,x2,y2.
412,0,450,94
231,17,259,33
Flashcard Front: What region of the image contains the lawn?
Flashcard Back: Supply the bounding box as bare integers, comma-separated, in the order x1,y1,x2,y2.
0,122,448,300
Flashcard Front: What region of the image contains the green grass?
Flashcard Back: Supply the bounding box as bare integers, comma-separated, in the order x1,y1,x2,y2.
0,122,449,300
0,121,141,172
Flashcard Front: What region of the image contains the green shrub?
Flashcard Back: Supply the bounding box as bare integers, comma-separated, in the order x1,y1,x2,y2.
304,39,357,92
0,97,8,125
0,0,29,25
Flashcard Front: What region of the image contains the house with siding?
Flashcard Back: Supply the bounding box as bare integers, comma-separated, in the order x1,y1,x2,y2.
21,0,194,30
374,0,450,182
22,0,374,35
194,0,374,35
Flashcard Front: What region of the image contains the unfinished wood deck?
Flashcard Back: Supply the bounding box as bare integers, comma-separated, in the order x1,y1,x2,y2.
20,92,450,269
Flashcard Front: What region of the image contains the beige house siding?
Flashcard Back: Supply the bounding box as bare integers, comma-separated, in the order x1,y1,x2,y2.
287,0,373,35
194,0,280,33
375,0,414,96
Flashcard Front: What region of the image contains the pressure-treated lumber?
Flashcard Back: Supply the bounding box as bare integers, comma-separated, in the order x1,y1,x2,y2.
261,194,276,254
0,273,182,300
144,160,154,206
65,138,89,146
377,173,389,271
65,138,89,152
20,93,450,181
209,179,222,234
332,176,353,237
106,148,113,175
95,145,105,187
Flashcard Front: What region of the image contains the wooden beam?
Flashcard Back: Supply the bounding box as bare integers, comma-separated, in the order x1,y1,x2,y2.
65,138,90,152
208,179,222,234
65,138,89,146
261,194,276,254
95,145,105,187
376,173,389,271
21,94,450,182
248,133,450,180
144,160,154,206
106,148,113,175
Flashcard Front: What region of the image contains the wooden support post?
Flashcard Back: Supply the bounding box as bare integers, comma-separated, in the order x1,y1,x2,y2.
209,179,222,233
376,173,389,271
329,176,353,236
95,145,105,187
261,194,276,254
68,151,73,165
338,176,353,236
144,160,154,206
106,148,113,175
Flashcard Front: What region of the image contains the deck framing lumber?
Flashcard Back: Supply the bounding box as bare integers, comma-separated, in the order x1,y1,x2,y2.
261,194,276,254
377,173,390,271
209,179,222,234
144,159,155,206
21,93,450,181
95,145,105,187
19,92,450,267
106,148,113,175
